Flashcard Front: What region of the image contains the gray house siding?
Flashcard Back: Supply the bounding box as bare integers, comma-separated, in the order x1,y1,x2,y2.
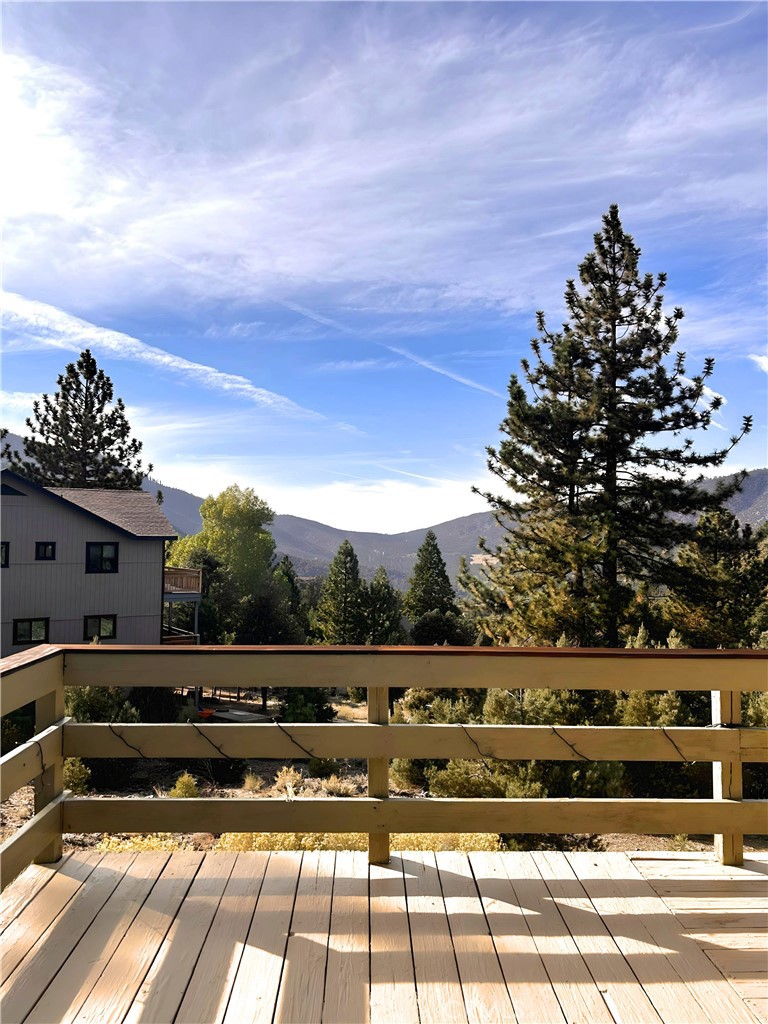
1,478,167,656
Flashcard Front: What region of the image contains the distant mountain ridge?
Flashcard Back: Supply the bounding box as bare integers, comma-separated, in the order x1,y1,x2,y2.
3,432,765,586
150,467,768,587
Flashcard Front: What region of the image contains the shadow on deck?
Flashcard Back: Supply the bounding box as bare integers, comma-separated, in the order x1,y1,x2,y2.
1,850,766,1024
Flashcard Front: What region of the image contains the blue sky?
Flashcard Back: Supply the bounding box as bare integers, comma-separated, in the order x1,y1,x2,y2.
2,2,766,533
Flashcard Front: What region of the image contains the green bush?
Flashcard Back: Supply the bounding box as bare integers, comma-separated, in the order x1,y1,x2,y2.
63,757,91,794
168,771,200,798
307,757,340,779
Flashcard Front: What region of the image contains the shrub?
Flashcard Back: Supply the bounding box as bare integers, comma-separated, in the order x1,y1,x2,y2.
273,765,304,795
307,757,340,779
168,771,200,798
243,771,264,793
65,687,140,723
63,757,91,795
321,774,356,797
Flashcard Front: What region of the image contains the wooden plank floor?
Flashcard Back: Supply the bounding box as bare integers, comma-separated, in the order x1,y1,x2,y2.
1,850,765,1024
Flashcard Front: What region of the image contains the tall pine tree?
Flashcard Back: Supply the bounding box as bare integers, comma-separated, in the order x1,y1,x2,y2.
405,531,472,644
363,566,405,644
3,349,151,488
464,206,751,647
312,540,366,644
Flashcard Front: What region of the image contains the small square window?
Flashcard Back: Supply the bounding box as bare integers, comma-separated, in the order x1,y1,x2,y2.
83,614,117,641
1,542,8,568
86,542,119,574
13,618,49,644
35,541,56,561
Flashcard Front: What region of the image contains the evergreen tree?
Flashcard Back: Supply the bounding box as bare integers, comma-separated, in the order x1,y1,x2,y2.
363,566,405,644
2,349,151,488
463,205,751,647
403,530,473,644
312,540,366,644
665,511,768,648
404,531,458,620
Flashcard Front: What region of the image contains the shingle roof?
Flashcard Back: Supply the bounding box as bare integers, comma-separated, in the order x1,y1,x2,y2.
45,486,177,539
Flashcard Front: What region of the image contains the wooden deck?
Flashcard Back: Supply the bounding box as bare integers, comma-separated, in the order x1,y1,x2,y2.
1,850,765,1024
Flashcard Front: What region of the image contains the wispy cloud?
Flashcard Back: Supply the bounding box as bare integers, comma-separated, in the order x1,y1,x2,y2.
386,345,505,399
3,6,764,340
1,291,328,421
314,359,405,373
749,355,768,374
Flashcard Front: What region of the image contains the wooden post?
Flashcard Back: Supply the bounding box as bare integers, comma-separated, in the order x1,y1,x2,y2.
712,689,743,865
367,686,390,864
34,682,65,863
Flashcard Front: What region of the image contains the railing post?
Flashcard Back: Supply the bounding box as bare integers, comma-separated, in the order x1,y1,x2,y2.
34,672,65,863
367,686,390,864
712,689,743,866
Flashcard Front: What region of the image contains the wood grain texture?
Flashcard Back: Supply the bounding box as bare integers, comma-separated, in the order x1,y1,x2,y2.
55,644,768,692
222,850,302,1024
62,794,768,836
468,851,566,1024
25,851,173,1024
323,850,370,1024
1,722,64,802
436,850,516,1024
175,852,269,1024
63,721,766,762
274,850,334,1024
0,853,135,1024
402,851,468,1024
72,853,202,1024
0,794,67,891
369,856,419,1024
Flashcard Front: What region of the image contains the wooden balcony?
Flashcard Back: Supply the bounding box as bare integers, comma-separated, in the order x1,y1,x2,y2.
1,645,766,1023
163,567,203,596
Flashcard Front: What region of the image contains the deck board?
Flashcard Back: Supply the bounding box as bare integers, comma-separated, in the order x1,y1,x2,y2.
1,849,764,1024
634,854,768,1024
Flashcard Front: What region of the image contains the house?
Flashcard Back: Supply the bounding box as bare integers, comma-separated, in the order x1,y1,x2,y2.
0,469,186,655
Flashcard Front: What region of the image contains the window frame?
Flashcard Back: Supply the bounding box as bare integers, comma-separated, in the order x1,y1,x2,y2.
83,614,117,641
35,541,57,561
1,542,8,568
13,617,50,645
85,542,119,574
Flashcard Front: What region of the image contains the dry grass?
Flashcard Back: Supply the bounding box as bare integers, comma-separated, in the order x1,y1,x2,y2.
243,771,264,793
216,831,503,852
332,702,368,722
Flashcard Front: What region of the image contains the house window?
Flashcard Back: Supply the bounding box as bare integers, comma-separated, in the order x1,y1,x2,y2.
13,618,49,644
35,541,56,561
1,542,8,568
86,542,119,573
84,614,117,641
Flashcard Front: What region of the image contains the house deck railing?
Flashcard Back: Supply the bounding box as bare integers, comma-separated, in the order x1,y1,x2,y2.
1,644,766,889
163,567,203,594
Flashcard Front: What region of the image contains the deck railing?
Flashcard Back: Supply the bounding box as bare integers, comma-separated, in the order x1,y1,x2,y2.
1,644,766,889
163,567,203,593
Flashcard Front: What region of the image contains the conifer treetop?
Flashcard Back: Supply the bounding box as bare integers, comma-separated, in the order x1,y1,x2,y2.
2,349,151,489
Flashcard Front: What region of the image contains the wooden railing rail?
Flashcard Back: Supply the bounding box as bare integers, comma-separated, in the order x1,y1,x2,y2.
1,644,766,889
163,567,203,593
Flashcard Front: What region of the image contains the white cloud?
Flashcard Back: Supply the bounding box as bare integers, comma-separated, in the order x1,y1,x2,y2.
749,354,768,374
3,8,764,342
1,291,331,422
156,459,492,534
